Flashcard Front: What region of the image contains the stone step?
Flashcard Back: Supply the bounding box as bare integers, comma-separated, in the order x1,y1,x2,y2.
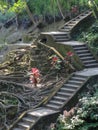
72,44,86,48
74,18,81,21
80,56,94,61
45,103,61,110
55,36,70,40
22,117,35,123
64,30,70,32
75,16,81,20
64,25,73,28
26,113,38,123
55,38,70,42
74,74,87,79
71,19,79,22
71,76,86,81
76,50,89,53
68,21,78,24
55,36,69,39
60,87,75,93
50,31,68,34
53,35,68,38
53,95,68,101
57,91,71,97
17,122,30,129
27,112,38,118
85,63,98,68
67,23,75,26
20,119,32,126
63,85,79,90
64,83,80,88
79,15,86,19
73,46,87,50
52,33,68,36
64,26,72,30
49,100,64,105
78,53,92,57
59,28,70,32
83,60,97,64
68,80,83,85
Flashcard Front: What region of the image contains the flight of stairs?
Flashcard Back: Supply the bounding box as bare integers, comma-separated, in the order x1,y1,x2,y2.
59,10,92,32
73,44,98,68
10,112,40,130
9,10,96,130
45,73,88,111
9,73,89,130
40,10,92,44
52,32,71,42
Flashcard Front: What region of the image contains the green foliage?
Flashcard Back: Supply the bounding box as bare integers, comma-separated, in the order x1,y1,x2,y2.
9,0,26,14
88,0,98,19
49,55,62,70
77,21,98,50
27,0,58,15
0,0,92,22
0,1,8,13
55,87,98,130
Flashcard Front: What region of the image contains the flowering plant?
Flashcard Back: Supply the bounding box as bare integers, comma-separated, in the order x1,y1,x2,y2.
31,68,40,78
66,51,74,57
29,68,40,87
50,55,62,70
64,51,74,61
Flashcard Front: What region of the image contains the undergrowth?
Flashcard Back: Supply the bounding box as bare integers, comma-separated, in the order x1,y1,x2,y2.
76,20,98,55
52,85,98,130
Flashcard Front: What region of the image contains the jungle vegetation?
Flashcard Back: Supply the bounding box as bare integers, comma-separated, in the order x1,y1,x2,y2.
0,0,98,27
0,0,98,130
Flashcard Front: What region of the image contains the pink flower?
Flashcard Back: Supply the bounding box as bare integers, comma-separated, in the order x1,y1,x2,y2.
52,56,58,62
51,56,59,66
66,51,74,57
31,68,40,78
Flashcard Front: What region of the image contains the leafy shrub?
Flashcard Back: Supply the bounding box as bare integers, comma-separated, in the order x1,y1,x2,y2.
54,88,98,130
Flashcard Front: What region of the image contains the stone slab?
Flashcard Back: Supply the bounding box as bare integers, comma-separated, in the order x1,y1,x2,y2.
76,68,98,77
56,41,85,45
28,107,59,117
41,31,67,34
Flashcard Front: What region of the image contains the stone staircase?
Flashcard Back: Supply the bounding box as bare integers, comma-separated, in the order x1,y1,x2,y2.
59,10,92,32
9,10,98,130
44,73,88,111
72,44,98,68
9,72,89,130
40,31,71,43
9,107,59,130
11,112,40,130
39,10,92,43
52,32,71,42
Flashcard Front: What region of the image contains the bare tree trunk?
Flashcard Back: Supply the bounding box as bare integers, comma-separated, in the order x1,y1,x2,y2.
25,1,36,25
14,0,19,29
15,14,19,29
57,0,65,19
